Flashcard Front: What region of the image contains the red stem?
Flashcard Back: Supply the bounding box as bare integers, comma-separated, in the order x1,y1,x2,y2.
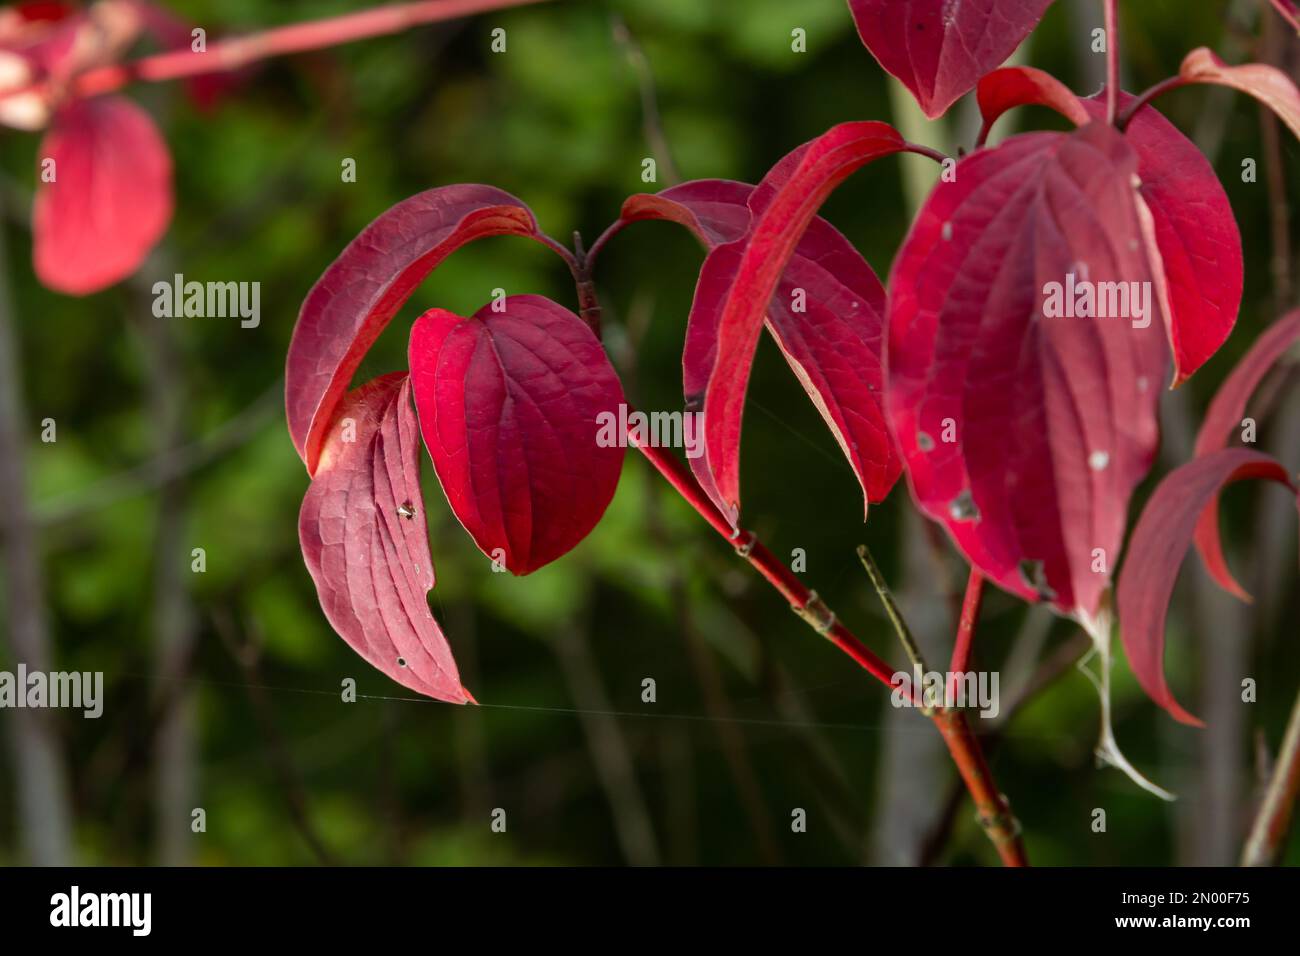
72,0,553,98
1116,75,1188,130
1104,0,1120,125
633,438,1028,865
633,440,898,688
1269,0,1300,34
949,568,983,680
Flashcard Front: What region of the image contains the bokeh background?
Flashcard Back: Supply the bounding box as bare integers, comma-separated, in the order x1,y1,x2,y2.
0,0,1297,866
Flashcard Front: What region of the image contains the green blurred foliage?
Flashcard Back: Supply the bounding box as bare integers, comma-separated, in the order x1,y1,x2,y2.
0,0,1297,866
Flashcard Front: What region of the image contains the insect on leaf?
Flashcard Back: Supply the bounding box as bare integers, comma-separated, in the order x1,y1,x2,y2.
299,373,470,704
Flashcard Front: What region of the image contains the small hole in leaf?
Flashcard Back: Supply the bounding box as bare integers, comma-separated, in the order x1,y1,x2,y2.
397,657,407,668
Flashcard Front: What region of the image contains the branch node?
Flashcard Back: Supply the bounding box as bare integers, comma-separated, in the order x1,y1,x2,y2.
791,590,836,635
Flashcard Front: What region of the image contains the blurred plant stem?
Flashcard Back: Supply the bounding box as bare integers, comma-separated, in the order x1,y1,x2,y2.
1104,0,1120,124
0,209,74,864
858,545,1027,865
214,610,337,866
552,609,660,867
131,264,198,867
72,0,554,99
1242,684,1300,864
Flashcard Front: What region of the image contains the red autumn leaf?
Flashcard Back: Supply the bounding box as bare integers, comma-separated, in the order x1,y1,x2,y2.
887,121,1170,618
1117,448,1297,726
1192,309,1300,600
680,122,910,524
1179,47,1300,142
976,65,1089,131
976,71,1242,385
299,372,470,704
848,0,1054,119
617,178,901,516
286,184,544,476
408,294,626,575
31,94,172,295
1084,96,1242,385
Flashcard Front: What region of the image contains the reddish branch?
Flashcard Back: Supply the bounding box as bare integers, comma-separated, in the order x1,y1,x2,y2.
948,569,984,689
1104,0,1120,125
633,441,1028,866
72,0,553,99
1242,685,1300,865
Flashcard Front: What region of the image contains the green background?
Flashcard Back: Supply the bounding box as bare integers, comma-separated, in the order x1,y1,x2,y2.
0,0,1297,866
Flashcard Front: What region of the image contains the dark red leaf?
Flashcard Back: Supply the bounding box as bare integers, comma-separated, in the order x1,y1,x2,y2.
1083,96,1242,385
618,179,901,516
848,0,1054,119
680,122,909,524
887,121,1170,618
976,65,1088,131
1192,309,1300,600
286,184,543,476
1117,449,1297,725
975,72,1242,384
32,95,172,295
408,294,625,575
1180,48,1300,141
299,372,470,704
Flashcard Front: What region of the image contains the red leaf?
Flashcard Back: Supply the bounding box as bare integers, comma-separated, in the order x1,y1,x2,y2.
1180,47,1300,142
408,294,625,575
975,72,1242,384
1117,449,1297,726
299,373,470,704
32,95,172,295
848,0,1054,119
887,121,1170,617
619,179,901,516
681,122,909,524
1192,309,1300,600
286,185,543,476
976,65,1089,131
1083,96,1242,385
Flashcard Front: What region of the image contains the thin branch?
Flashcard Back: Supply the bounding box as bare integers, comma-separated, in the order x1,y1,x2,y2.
1116,75,1188,130
1242,683,1300,864
1104,0,1121,125
1268,0,1300,34
949,568,984,678
856,544,930,682
611,14,680,187
633,439,899,688
552,610,661,867
0,196,74,865
858,546,1027,866
213,609,338,866
32,380,281,528
69,0,554,98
